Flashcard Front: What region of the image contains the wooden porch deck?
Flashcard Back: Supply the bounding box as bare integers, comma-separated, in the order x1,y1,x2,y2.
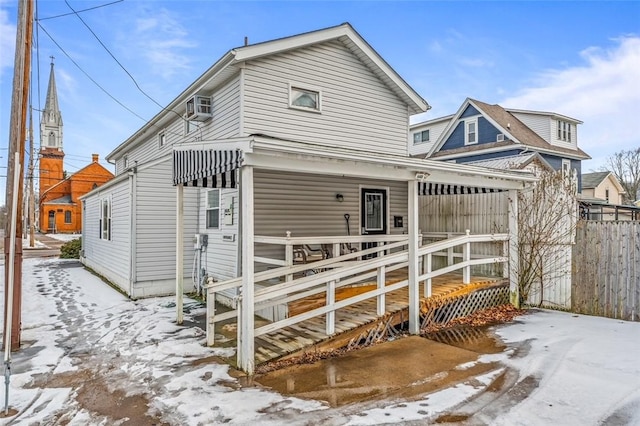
253,271,501,364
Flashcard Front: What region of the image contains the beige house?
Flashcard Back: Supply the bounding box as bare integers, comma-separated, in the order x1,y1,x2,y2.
581,171,625,204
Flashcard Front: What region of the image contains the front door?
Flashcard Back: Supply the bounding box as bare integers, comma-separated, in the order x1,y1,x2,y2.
360,188,387,258
48,210,56,232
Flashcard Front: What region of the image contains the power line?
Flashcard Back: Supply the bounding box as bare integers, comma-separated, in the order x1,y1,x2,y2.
36,22,149,122
63,0,203,137
38,0,124,21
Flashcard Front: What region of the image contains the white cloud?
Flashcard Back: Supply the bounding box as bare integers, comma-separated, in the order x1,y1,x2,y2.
0,4,16,84
501,36,640,171
129,8,196,80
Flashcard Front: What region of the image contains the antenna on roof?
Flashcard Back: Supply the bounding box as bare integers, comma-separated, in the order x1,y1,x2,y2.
244,36,248,46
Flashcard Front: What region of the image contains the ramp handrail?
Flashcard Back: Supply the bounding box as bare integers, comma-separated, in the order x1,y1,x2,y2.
206,231,509,346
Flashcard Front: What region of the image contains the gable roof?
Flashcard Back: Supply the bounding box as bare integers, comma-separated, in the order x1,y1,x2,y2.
427,98,590,160
107,23,429,161
40,159,114,199
582,171,625,193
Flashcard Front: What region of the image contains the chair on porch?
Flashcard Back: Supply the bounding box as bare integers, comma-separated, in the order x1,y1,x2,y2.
293,244,331,264
320,243,358,259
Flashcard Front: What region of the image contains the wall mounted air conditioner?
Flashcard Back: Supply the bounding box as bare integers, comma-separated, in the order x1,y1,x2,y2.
186,95,212,121
497,133,505,142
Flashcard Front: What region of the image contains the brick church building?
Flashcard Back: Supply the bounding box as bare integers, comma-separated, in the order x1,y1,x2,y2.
39,60,114,233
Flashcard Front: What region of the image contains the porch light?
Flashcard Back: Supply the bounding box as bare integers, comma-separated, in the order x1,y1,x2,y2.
336,193,344,202
415,172,430,182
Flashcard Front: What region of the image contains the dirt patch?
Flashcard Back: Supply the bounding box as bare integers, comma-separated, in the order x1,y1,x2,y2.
434,413,470,423
30,368,167,425
76,376,168,425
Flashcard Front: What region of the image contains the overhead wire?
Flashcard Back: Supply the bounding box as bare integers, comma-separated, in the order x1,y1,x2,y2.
63,0,203,137
36,22,148,123
38,0,124,21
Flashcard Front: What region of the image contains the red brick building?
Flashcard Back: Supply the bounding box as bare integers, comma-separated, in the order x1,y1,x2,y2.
38,61,114,233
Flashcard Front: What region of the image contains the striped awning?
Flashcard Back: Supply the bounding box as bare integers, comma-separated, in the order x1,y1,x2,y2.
418,182,502,196
173,149,242,188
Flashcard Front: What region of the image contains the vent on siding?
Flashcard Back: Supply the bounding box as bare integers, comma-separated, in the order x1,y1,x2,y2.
497,134,505,142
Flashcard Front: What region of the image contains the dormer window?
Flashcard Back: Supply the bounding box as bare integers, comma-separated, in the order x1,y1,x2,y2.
465,119,477,145
558,120,572,142
290,85,321,112
413,130,430,144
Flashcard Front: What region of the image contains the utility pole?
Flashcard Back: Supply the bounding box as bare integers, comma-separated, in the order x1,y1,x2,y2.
4,0,33,351
28,106,35,248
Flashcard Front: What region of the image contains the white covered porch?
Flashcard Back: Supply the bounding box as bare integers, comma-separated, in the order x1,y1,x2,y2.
173,135,536,374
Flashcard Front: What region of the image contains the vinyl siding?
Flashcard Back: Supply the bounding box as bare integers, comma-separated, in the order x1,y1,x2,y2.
253,169,409,265
81,177,131,292
510,112,551,143
409,120,450,157
200,187,239,282
243,40,408,155
113,75,242,175
134,158,199,296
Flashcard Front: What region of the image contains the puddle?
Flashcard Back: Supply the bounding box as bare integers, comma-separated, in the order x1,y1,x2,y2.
255,332,504,407
422,325,505,354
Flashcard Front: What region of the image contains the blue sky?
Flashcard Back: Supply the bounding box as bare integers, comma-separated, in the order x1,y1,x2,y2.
1,0,639,200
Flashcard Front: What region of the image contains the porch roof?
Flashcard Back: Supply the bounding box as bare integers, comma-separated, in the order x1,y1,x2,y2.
173,135,538,192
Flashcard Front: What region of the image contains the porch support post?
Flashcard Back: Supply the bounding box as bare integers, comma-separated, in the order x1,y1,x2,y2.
508,189,520,308
408,180,419,334
377,265,386,316
239,165,255,374
176,183,184,325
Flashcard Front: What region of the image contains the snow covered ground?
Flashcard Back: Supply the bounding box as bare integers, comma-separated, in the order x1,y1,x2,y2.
44,233,81,242
1,257,639,425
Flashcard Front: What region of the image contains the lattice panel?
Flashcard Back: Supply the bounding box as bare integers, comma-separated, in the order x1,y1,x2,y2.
420,282,509,329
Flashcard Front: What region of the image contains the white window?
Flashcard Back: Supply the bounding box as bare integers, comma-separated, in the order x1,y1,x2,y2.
413,130,430,144
289,85,321,112
465,119,477,145
557,120,572,142
562,159,571,176
100,198,111,240
158,131,166,148
206,190,220,229
123,155,129,169
185,117,198,135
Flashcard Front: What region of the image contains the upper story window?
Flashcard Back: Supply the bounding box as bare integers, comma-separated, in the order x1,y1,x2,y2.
413,130,430,144
465,119,477,145
557,120,572,142
289,85,321,112
206,189,220,229
123,155,129,169
185,117,198,135
158,131,166,148
605,188,610,202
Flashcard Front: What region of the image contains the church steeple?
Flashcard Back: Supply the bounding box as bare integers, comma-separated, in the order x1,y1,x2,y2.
39,57,65,196
40,57,63,151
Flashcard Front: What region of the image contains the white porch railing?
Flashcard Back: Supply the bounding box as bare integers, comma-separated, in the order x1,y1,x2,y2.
205,231,509,347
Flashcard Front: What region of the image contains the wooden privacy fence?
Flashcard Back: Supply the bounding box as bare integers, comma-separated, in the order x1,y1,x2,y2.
572,221,640,321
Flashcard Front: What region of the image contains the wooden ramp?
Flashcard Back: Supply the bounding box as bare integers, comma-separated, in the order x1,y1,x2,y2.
253,272,502,364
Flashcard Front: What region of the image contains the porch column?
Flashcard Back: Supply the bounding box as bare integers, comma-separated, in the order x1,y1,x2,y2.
507,189,519,308
176,183,184,324
239,165,255,374
408,180,419,334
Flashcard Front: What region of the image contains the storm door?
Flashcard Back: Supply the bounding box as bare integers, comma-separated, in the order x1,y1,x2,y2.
360,188,387,259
